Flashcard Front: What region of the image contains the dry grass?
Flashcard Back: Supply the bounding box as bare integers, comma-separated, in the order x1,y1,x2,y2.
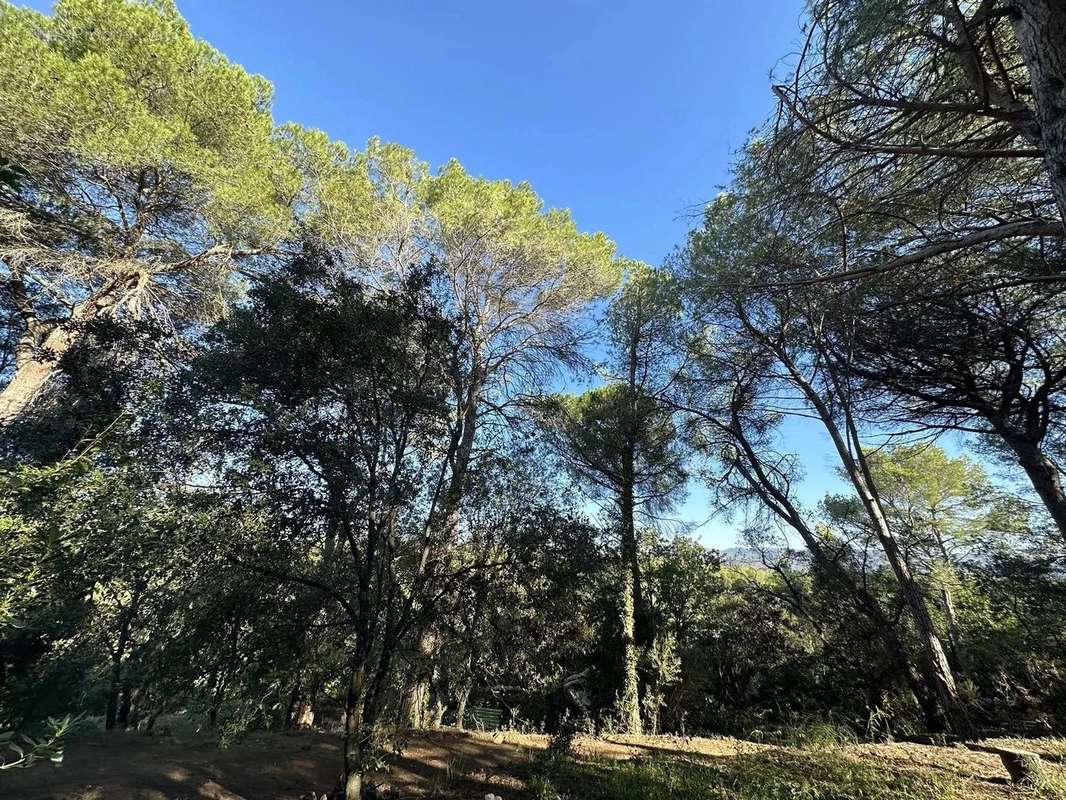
1,727,1064,799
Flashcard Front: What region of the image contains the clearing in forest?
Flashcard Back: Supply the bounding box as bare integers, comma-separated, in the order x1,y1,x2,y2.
2,728,1064,799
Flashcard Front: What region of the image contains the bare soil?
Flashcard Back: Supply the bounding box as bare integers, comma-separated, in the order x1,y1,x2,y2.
0,727,1058,799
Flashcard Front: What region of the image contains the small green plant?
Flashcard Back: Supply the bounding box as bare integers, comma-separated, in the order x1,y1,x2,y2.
0,714,81,770
781,718,859,749
748,713,858,749
527,722,589,800
1024,769,1066,800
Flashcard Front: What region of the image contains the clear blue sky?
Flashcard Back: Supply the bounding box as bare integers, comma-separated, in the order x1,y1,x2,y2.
30,0,828,547
167,0,809,266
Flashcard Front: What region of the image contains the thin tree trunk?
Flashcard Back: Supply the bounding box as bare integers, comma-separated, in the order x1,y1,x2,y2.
879,537,970,734
454,684,472,731
105,586,142,731
402,372,483,728
343,660,369,800
720,390,946,733
932,531,966,677
618,559,642,735
104,649,124,732
454,571,488,731
1011,0,1066,230
941,584,964,675
812,357,974,738
285,683,317,729
284,684,301,730
832,413,970,732
617,428,643,736
614,320,649,737
427,693,446,730
727,414,944,732
742,309,974,737
117,684,134,729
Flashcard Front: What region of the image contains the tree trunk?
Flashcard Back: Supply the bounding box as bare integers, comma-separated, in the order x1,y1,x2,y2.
618,561,642,735
117,684,133,729
616,412,643,737
343,660,370,800
1011,0,1066,231
292,697,315,729
105,588,141,731
285,684,301,730
762,328,975,737
0,278,124,426
207,661,223,728
998,747,1045,787
453,572,488,731
614,326,648,737
836,420,972,737
887,547,971,734
843,444,973,736
941,584,964,676
725,405,943,732
932,532,966,677
0,324,75,425
454,683,472,731
427,692,446,730
105,647,124,731
1005,435,1066,541
400,671,430,729
209,680,225,728
402,373,483,728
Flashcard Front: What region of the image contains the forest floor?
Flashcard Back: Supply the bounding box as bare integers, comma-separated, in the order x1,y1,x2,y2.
3,727,1065,799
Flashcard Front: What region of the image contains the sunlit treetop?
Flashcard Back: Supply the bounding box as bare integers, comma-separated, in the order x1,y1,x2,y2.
283,129,428,274
0,0,301,251
426,159,619,313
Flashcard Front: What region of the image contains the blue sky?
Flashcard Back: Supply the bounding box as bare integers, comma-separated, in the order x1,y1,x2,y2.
30,0,835,546
159,0,809,266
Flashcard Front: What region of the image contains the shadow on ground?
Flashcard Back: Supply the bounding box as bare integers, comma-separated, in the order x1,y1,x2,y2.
0,727,1053,799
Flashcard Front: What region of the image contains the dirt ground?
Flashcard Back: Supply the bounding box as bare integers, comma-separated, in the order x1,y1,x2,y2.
0,727,1059,799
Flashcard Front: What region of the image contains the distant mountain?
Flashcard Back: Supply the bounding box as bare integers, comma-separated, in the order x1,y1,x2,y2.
720,545,892,570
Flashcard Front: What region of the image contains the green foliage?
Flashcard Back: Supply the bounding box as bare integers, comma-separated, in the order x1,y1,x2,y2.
0,459,99,726
282,129,426,268
539,385,685,508
427,159,619,307
863,445,1014,543
0,713,80,769
0,0,299,246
